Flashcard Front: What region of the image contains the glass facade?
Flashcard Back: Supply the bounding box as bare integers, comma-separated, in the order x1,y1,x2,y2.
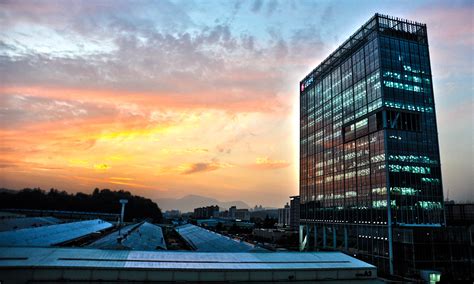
299,14,444,275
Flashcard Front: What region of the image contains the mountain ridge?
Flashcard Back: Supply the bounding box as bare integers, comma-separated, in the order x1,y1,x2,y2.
156,194,249,212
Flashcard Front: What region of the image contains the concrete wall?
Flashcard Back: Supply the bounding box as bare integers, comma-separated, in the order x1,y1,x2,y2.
0,267,378,283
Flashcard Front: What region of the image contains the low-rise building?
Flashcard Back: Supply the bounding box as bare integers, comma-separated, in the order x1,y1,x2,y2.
253,228,294,243
0,246,379,283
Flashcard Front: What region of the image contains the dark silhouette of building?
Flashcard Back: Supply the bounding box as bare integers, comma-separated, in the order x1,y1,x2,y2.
445,202,474,226
290,196,300,231
278,203,290,227
229,206,236,219
193,205,219,219
217,206,250,221
299,14,469,281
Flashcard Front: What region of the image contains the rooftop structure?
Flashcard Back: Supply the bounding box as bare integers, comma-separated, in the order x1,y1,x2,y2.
88,222,166,250
87,223,138,249
121,222,166,250
0,217,61,232
0,211,25,219
175,224,263,252
1,208,120,221
196,218,255,229
0,246,377,283
0,219,112,247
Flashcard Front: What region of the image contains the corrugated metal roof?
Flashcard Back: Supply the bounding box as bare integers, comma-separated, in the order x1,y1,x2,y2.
0,217,61,232
122,222,166,250
87,223,137,249
175,224,265,252
88,222,166,250
0,219,112,246
0,246,376,270
0,247,377,282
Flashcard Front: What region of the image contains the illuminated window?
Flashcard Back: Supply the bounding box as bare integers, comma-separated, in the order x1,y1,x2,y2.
389,164,431,174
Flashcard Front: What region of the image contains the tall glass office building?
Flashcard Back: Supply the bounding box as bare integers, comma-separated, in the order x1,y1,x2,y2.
299,14,444,275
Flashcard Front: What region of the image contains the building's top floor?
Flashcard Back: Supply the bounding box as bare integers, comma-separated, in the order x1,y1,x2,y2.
194,205,219,211
236,208,249,212
300,13,428,91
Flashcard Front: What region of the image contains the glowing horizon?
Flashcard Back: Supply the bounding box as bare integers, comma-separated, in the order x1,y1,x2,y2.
1,0,472,206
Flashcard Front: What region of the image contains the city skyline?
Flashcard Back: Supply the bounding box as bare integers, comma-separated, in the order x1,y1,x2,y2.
1,0,472,207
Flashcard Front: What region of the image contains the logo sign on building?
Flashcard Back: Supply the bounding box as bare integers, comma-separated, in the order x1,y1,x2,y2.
301,75,314,92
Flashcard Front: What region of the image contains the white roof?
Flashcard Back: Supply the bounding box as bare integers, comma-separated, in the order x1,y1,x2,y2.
0,246,376,271
0,247,377,282
0,219,112,246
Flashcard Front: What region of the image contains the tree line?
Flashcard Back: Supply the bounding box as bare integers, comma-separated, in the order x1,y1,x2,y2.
0,188,163,222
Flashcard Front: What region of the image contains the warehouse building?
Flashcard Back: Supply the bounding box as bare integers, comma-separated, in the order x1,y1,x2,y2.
0,246,377,283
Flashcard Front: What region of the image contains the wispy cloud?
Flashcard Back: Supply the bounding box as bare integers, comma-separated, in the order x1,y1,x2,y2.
93,164,110,171
110,177,134,181
181,161,233,175
251,157,290,170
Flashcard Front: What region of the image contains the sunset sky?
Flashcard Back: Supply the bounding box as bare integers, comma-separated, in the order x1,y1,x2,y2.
0,0,472,207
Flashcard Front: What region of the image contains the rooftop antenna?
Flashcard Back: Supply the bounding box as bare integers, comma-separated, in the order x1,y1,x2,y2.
118,199,128,237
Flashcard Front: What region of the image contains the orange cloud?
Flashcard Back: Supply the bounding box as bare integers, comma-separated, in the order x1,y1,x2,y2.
251,157,290,170
110,177,135,181
181,162,233,175
93,164,110,170
0,85,284,114
109,180,156,189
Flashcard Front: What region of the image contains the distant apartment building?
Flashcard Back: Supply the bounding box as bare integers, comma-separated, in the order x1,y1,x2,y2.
253,205,264,211
298,14,471,281
276,197,300,230
229,206,236,219
235,209,250,221
249,208,279,220
218,206,250,221
164,210,181,219
290,196,300,231
193,205,219,219
278,203,290,227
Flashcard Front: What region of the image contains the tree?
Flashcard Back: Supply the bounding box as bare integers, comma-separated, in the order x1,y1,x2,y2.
263,215,276,229
0,188,163,223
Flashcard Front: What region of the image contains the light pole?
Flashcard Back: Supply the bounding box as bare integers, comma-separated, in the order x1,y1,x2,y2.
118,199,128,237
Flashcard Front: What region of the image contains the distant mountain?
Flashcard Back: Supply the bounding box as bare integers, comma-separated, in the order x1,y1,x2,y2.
156,194,249,212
